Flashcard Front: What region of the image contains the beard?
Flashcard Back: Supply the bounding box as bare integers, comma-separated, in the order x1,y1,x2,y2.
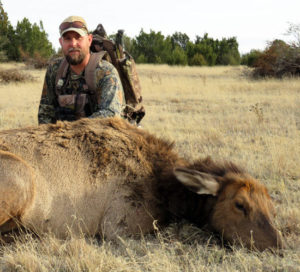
65,48,86,65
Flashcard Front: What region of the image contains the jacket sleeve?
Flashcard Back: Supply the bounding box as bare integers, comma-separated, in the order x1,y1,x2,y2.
89,60,125,119
38,59,61,124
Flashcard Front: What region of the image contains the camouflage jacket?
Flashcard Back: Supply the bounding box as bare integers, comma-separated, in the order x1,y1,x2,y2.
38,56,125,124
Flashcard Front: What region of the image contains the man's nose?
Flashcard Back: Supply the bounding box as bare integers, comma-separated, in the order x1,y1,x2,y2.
69,38,78,47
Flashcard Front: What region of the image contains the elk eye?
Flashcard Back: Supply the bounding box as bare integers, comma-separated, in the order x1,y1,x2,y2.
235,202,245,212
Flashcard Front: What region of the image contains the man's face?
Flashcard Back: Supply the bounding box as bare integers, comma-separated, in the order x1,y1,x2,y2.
59,31,92,65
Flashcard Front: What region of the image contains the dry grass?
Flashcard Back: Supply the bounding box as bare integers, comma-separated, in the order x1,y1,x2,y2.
0,69,35,83
0,62,299,271
0,63,43,129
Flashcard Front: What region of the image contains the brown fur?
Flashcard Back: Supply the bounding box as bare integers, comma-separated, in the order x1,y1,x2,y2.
0,117,283,250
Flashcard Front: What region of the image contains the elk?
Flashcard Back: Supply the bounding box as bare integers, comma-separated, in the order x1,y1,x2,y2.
0,117,283,251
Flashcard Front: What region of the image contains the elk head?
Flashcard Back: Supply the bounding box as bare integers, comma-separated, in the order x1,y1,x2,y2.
174,166,284,251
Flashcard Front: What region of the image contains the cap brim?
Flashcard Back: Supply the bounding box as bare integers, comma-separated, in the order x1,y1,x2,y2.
61,27,87,37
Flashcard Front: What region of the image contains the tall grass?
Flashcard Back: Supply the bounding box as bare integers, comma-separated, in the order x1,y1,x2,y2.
0,63,299,271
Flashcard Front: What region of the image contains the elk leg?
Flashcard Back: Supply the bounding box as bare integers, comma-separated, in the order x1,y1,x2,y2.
0,150,35,233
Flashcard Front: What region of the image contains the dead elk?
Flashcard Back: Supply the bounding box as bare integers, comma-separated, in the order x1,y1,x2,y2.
0,117,284,251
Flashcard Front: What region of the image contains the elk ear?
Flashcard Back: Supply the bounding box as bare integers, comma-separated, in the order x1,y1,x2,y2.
174,167,219,196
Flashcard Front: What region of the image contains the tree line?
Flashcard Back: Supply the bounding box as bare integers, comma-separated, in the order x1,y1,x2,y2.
0,1,299,76
128,30,240,66
0,1,240,66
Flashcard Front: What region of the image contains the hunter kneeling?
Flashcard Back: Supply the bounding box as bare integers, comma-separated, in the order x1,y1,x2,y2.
38,15,145,125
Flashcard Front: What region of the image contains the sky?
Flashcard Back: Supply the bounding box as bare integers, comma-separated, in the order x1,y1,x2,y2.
2,0,300,54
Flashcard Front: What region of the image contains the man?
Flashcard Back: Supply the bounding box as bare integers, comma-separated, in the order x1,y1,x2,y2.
38,16,125,124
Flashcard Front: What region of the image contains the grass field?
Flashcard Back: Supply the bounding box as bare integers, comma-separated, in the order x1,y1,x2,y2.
0,62,299,271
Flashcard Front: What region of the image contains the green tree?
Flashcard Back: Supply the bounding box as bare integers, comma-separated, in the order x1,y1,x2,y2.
217,37,240,65
185,34,241,66
129,29,242,66
167,45,188,65
15,18,54,60
0,0,9,60
171,32,190,50
108,32,134,54
5,24,20,60
0,1,54,62
132,29,171,63
0,0,8,35
241,49,262,66
123,35,134,54
186,34,217,66
195,34,218,65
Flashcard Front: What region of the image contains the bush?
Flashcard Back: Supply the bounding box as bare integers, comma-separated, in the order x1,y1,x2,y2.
167,46,188,65
136,54,147,64
0,69,35,83
189,53,207,66
252,39,300,78
23,52,49,69
219,53,240,65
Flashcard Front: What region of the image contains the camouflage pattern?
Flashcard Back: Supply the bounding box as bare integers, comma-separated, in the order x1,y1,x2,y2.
120,54,145,124
121,56,142,106
38,57,125,124
91,28,145,124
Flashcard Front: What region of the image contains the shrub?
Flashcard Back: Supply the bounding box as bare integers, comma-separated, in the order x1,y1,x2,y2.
25,53,49,69
136,54,147,64
167,46,188,66
219,53,240,65
252,40,300,78
189,53,207,66
0,69,35,83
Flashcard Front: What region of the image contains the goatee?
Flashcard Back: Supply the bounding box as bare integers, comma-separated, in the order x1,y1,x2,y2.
65,50,85,65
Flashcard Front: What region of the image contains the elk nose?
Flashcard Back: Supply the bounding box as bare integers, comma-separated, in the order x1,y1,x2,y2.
265,228,286,252
256,213,285,251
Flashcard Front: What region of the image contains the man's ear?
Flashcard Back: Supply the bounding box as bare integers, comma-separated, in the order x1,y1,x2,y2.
174,167,219,196
88,34,93,46
59,37,63,46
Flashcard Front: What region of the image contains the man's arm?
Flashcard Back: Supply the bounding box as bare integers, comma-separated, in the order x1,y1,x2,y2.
38,60,61,124
38,79,56,124
89,60,125,118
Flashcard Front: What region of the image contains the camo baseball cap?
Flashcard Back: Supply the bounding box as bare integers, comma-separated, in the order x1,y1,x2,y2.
59,16,88,37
